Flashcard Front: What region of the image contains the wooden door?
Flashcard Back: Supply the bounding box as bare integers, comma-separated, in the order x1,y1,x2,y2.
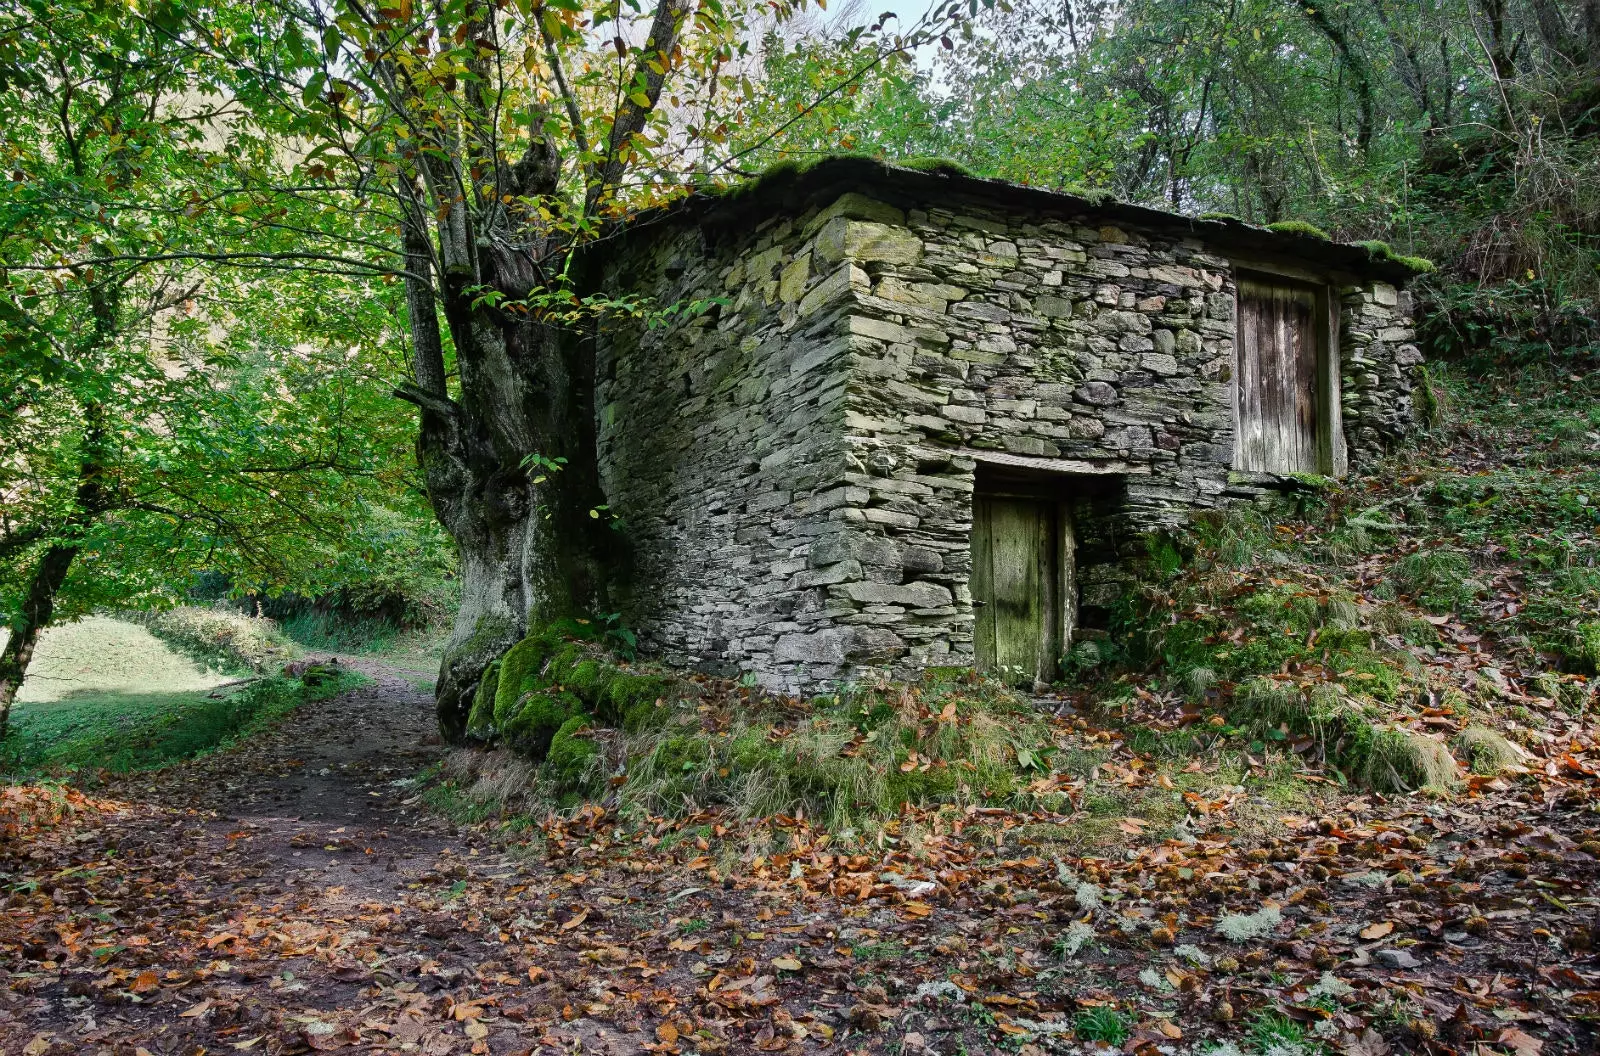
971,496,1074,685
1235,276,1323,473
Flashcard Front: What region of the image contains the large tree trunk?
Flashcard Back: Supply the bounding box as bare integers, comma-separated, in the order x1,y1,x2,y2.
0,544,79,740
382,0,690,739
397,190,615,738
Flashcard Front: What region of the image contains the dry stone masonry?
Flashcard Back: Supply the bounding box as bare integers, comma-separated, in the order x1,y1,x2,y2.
585,159,1427,693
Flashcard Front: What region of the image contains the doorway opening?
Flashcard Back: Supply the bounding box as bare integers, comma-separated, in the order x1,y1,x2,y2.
970,466,1078,686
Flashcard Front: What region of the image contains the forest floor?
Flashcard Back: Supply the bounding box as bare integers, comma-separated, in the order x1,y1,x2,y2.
3,653,1598,1056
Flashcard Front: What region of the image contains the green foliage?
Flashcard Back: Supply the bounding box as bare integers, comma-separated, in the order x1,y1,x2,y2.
1388,550,1478,613
0,0,443,714
132,606,295,675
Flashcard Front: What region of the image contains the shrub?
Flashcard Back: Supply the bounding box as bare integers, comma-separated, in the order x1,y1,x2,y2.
132,606,296,674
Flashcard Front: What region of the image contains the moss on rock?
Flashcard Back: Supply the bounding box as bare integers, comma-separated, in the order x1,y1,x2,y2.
1265,219,1333,240
465,658,501,737
546,713,599,786
501,690,583,757
479,620,692,762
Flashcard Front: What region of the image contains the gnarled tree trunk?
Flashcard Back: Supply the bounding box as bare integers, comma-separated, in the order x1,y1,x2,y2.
396,187,615,738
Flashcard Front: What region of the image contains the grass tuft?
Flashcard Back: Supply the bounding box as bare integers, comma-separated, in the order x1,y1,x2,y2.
1453,726,1525,774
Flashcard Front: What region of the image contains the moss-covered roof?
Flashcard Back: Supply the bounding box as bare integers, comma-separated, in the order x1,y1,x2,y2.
620,155,1431,284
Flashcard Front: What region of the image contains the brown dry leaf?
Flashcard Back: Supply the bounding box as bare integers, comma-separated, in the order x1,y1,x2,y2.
464,1019,489,1040
561,909,589,930
1359,921,1394,940
656,1022,680,1044
130,969,160,993
771,955,802,971
1498,1028,1543,1056
179,998,212,1018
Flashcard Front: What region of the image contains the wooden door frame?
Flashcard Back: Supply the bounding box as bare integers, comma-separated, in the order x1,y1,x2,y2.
1231,262,1348,478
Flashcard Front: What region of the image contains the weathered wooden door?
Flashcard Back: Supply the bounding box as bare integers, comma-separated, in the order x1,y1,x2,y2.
971,496,1074,685
1235,275,1323,473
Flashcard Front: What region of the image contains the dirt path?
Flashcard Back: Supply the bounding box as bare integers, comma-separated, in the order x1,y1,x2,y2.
0,662,633,1055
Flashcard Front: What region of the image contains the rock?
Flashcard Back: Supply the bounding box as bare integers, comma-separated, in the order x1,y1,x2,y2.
1375,948,1420,969
1074,381,1119,406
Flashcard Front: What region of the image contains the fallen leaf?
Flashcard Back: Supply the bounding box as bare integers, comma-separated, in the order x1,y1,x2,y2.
179,998,213,1018
1499,1027,1543,1056
771,955,802,971
1359,921,1394,940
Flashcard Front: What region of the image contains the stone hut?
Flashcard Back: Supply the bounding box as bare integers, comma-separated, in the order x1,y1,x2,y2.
586,157,1427,692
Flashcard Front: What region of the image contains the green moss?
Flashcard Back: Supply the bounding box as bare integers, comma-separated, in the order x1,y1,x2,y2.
501,690,581,757
546,713,599,785
1058,183,1117,207
493,634,554,726
1265,219,1332,240
901,155,978,178
606,672,675,729
558,657,614,700
1199,211,1244,222
465,658,501,736
1356,239,1436,273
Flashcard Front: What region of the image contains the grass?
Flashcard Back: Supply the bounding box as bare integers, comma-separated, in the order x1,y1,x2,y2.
2,671,362,778
2,616,363,778
1073,1007,1129,1045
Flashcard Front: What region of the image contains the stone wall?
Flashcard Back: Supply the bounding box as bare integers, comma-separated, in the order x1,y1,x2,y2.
591,166,1425,693
1340,284,1424,460
593,197,865,688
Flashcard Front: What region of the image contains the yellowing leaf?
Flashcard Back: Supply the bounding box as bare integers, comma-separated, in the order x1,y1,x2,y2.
771,955,802,971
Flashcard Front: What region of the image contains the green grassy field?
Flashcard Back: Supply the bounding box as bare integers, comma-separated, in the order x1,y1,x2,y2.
2,616,362,778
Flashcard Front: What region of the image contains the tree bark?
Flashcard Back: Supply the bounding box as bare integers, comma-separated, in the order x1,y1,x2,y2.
0,544,79,741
